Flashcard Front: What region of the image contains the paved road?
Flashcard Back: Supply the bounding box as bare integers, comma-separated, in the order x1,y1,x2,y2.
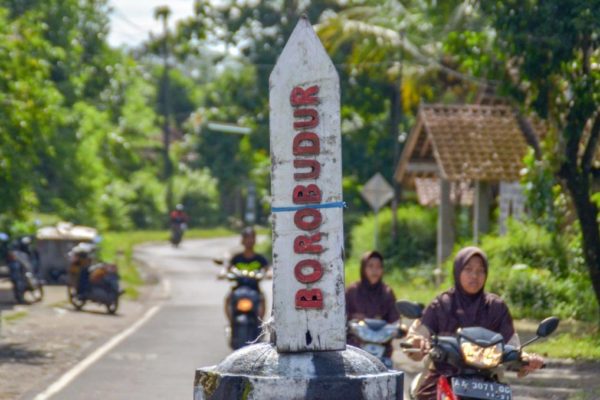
27,237,599,400
43,237,272,400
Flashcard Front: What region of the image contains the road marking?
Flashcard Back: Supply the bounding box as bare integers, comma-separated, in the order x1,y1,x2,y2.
33,305,161,400
162,277,171,298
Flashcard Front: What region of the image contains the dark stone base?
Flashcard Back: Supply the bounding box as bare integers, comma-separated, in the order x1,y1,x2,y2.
194,343,404,400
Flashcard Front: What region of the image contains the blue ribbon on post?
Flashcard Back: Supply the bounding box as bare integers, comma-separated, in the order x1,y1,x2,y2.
271,201,347,213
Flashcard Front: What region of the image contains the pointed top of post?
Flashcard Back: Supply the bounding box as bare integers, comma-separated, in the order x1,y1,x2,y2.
270,17,337,88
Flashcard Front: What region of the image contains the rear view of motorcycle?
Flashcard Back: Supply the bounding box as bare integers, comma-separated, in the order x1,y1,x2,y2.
170,222,186,248
67,243,122,314
396,300,560,400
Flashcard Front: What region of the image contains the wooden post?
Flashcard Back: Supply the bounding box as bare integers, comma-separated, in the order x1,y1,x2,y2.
269,16,346,352
437,179,454,268
473,181,491,243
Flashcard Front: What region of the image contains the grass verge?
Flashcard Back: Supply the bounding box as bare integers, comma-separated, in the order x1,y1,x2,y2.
526,319,600,360
1,310,28,324
99,227,237,299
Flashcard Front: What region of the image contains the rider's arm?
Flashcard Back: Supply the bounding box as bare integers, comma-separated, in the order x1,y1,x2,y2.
507,333,521,347
384,288,400,323
518,353,544,377
404,319,431,361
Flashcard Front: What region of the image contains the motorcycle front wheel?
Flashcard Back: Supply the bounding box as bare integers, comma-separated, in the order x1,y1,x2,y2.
24,274,44,303
68,286,86,310
106,297,119,314
25,284,44,304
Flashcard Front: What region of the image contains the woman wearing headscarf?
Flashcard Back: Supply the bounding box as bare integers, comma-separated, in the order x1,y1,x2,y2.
405,246,544,400
345,250,399,356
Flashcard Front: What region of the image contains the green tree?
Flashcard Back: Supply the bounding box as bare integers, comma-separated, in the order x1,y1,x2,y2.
444,1,600,318
0,8,63,217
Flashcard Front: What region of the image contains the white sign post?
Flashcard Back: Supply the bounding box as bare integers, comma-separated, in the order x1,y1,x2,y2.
269,16,346,352
194,17,404,399
361,173,394,249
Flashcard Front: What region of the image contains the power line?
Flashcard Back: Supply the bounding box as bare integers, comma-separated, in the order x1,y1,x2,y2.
111,7,148,34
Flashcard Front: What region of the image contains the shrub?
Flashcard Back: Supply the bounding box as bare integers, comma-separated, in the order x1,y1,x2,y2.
350,204,437,269
126,171,167,229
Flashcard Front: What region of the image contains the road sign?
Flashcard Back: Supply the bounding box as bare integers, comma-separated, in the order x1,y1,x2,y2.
361,172,394,212
269,17,345,352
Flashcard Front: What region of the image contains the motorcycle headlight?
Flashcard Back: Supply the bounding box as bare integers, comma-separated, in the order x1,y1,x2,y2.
236,298,253,312
459,340,502,369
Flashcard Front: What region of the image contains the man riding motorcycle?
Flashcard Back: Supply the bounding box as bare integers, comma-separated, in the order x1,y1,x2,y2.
169,204,189,246
224,227,269,323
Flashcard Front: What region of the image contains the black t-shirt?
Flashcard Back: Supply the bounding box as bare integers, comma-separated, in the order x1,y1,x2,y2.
230,253,269,272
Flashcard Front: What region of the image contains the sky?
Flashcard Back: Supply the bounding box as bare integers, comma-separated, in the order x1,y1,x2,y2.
108,0,196,47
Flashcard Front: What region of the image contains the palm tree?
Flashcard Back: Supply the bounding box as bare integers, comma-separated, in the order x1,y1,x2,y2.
316,0,487,93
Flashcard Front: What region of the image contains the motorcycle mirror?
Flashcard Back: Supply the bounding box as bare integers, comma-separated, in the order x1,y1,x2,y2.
395,300,423,319
536,316,560,338
520,316,560,349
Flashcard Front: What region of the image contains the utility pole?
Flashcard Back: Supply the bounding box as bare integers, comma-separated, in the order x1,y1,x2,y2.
391,30,404,241
155,5,173,211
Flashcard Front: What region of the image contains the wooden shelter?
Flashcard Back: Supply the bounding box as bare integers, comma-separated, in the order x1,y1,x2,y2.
395,104,539,266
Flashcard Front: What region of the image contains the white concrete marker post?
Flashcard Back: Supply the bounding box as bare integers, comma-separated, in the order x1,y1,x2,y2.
269,14,345,353
194,17,404,400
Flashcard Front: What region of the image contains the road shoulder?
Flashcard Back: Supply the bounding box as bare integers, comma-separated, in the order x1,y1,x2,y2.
0,252,165,400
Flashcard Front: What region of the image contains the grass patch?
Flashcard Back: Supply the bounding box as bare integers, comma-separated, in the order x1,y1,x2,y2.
1,310,28,324
527,320,600,360
99,227,237,299
529,332,600,360
568,388,600,400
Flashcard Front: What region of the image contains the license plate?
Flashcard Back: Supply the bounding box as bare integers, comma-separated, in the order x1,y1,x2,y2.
451,377,512,400
363,343,385,359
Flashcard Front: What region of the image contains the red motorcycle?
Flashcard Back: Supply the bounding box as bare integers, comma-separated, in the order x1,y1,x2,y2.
396,301,559,400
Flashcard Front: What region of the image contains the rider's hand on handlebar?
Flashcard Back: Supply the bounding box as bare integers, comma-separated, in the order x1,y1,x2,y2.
517,353,544,377
404,336,430,361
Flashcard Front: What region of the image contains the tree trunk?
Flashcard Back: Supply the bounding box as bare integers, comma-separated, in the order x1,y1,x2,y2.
561,163,600,322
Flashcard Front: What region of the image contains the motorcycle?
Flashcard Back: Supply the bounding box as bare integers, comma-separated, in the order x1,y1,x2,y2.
67,243,122,314
0,233,44,304
222,263,264,350
396,300,559,400
170,222,186,248
347,318,408,369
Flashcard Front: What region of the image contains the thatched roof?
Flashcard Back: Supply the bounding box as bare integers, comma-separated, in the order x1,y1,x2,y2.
395,104,542,184
414,178,473,206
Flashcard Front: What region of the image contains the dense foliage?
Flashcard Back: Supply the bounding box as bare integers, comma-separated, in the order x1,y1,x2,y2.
0,0,221,231
445,0,600,318
350,205,437,269
479,221,597,321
